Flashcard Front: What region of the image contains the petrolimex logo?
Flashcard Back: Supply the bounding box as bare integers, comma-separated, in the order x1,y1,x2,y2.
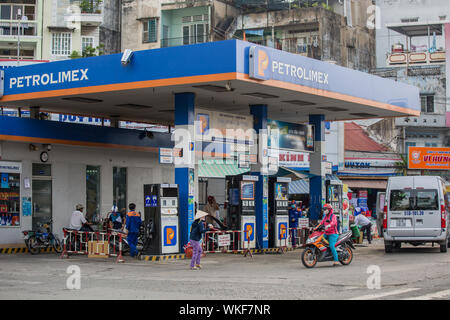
164,225,177,246
279,222,287,240
9,69,89,89
243,223,255,242
249,45,329,86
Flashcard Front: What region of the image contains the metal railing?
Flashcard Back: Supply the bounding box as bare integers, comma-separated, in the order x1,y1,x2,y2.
60,228,125,263
160,35,210,48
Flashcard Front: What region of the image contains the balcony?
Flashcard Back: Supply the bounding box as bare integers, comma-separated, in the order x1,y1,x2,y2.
388,50,445,66
79,0,102,26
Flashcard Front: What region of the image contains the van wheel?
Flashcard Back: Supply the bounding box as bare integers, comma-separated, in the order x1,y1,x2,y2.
394,242,401,249
441,240,448,253
385,244,393,253
447,238,450,248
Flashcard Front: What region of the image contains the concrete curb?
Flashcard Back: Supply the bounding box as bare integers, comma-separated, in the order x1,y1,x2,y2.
0,247,56,254
140,254,186,262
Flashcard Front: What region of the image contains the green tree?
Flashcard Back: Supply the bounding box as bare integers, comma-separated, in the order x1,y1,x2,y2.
70,50,82,59
395,154,408,176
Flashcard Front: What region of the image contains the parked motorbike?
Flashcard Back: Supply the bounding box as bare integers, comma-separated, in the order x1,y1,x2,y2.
301,225,355,268
23,220,62,255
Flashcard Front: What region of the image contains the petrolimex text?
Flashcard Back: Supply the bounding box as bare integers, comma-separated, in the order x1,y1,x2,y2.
9,69,89,89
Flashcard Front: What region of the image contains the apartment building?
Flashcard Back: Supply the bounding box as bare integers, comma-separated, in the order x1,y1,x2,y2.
370,0,450,154
0,0,42,61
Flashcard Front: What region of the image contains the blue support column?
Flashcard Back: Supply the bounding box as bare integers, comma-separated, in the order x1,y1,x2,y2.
250,104,269,249
174,92,196,251
309,114,326,222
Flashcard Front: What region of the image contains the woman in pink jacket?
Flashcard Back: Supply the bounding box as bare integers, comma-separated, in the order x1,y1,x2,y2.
318,203,339,266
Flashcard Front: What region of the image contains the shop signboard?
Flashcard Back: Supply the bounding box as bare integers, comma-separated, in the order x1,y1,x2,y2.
408,147,450,170
278,150,310,168
340,157,400,176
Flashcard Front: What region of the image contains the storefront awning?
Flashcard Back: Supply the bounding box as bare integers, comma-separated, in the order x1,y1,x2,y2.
198,162,249,178
288,179,309,195
341,179,387,190
275,166,313,180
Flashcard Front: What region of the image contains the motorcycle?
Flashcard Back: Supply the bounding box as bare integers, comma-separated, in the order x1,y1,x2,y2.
23,220,62,255
301,224,355,268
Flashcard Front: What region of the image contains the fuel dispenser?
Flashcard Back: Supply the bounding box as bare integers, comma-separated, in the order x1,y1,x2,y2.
326,179,343,232
268,177,291,248
225,174,258,249
143,184,179,255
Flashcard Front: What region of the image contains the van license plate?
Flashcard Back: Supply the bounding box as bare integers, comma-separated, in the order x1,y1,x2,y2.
396,219,410,227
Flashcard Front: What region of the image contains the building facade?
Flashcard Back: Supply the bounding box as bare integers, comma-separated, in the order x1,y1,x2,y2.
370,0,449,168
0,0,43,61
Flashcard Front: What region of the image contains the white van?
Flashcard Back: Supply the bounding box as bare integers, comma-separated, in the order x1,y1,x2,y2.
383,176,449,253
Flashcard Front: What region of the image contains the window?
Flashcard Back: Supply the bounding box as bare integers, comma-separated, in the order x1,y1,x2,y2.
113,167,127,213
51,32,72,56
181,14,208,45
390,190,413,211
143,18,158,43
416,190,438,210
405,142,416,149
86,166,101,223
0,162,21,227
420,95,434,113
82,36,94,52
0,3,35,21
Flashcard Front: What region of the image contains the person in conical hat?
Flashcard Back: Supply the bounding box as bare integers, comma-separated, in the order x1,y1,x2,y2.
189,210,212,270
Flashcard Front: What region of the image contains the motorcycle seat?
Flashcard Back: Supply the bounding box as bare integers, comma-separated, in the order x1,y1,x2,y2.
336,231,352,244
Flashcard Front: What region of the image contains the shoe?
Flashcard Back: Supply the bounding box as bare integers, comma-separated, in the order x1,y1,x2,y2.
196,264,202,269
333,262,340,266
190,266,198,270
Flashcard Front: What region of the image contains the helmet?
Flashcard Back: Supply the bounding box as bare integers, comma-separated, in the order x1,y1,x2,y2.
111,205,118,213
323,203,332,210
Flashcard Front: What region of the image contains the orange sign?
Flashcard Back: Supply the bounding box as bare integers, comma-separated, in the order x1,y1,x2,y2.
408,147,450,170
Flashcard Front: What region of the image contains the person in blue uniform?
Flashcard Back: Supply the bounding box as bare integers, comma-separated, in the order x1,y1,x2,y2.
289,203,299,246
125,203,141,258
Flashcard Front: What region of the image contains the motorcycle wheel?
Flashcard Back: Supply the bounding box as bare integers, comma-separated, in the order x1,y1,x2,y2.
301,247,318,268
339,246,353,265
26,236,40,255
52,236,63,253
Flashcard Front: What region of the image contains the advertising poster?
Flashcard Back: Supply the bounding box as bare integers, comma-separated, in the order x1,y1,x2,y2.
263,176,269,241
408,147,450,170
1,173,9,189
267,119,314,152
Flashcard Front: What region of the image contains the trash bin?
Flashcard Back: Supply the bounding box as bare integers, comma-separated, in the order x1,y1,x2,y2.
350,224,360,241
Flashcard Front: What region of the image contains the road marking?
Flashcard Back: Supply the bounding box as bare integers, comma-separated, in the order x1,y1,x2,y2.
403,289,450,300
348,288,420,300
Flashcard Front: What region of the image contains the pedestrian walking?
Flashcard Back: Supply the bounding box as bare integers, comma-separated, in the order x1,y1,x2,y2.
125,203,142,258
189,210,212,270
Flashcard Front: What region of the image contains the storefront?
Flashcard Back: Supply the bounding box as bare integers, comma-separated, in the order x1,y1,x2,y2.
0,117,173,245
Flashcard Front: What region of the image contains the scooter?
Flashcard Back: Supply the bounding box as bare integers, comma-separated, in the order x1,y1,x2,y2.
301,224,355,268
23,220,62,255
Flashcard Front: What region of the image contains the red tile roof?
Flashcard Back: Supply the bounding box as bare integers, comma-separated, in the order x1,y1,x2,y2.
344,122,389,152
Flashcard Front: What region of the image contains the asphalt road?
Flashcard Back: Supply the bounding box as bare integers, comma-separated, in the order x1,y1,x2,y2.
1,239,450,300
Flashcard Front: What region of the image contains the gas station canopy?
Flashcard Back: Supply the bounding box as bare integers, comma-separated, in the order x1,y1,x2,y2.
0,40,420,124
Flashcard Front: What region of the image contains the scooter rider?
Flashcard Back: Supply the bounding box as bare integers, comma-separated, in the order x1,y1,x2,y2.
316,203,339,266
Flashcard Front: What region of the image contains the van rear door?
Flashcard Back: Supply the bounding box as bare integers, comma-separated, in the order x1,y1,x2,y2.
413,189,441,237
388,189,415,237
